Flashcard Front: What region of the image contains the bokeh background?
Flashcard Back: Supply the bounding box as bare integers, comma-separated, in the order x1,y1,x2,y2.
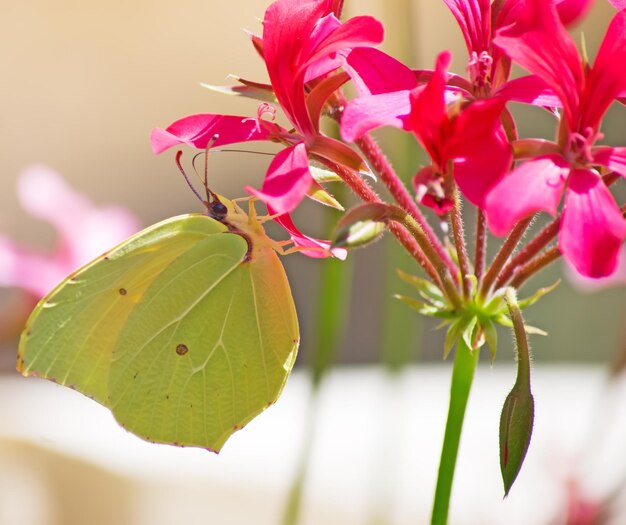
1,1,626,524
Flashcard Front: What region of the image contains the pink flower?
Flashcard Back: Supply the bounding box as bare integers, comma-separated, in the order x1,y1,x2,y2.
340,0,563,147
408,52,512,209
0,165,140,298
485,1,626,277
151,0,382,258
342,51,512,210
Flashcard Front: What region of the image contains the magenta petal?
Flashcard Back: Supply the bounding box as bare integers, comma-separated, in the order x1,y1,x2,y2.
608,0,626,7
340,90,412,142
304,14,344,82
486,156,568,236
151,114,275,154
580,10,626,132
301,15,384,74
554,0,593,26
495,75,562,107
453,129,512,207
442,0,491,54
246,143,312,216
270,212,347,260
560,169,626,278
493,0,583,126
593,146,626,178
408,52,451,165
343,48,416,96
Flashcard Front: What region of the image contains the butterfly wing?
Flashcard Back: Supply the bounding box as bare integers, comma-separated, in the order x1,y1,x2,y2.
108,233,299,451
18,214,232,405
19,212,299,451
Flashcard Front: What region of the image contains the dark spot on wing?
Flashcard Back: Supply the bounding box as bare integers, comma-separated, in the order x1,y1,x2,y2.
118,288,127,296
176,344,188,356
133,371,139,380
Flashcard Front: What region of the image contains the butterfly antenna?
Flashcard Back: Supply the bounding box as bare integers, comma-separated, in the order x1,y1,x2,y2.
175,150,205,205
202,135,221,205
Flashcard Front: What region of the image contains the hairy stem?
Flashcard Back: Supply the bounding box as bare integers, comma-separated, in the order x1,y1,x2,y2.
388,207,463,310
324,160,442,286
480,218,532,297
355,133,459,279
431,339,480,525
474,210,486,280
448,188,471,298
495,219,559,289
510,246,561,289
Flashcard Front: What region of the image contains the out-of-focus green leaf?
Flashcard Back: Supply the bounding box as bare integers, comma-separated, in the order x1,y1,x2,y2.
518,280,561,310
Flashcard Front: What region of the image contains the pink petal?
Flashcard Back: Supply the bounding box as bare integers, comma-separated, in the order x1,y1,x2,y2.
608,0,626,7
593,146,626,178
343,47,416,96
560,168,626,277
486,156,569,236
408,52,451,166
270,211,347,260
579,10,626,132
246,143,313,216
493,0,583,127
495,75,562,107
340,90,412,142
443,0,491,54
151,114,275,154
452,128,512,207
262,0,331,137
303,13,344,83
301,15,384,75
554,0,593,26
564,247,626,292
443,98,512,206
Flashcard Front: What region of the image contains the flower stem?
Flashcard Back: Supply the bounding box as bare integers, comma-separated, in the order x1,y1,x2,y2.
388,207,463,310
448,187,472,298
431,339,480,525
510,246,560,289
495,219,559,289
355,133,460,280
479,218,532,298
474,210,486,280
324,160,442,286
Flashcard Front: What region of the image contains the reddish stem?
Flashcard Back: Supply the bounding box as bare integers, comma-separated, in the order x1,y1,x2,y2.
474,210,486,280
448,187,471,298
480,218,532,297
355,133,459,280
510,246,561,289
321,159,442,286
495,219,560,289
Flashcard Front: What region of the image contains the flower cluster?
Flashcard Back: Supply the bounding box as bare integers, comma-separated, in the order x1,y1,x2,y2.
152,0,626,282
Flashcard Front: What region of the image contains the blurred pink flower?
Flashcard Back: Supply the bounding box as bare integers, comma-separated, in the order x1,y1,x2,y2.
0,165,140,298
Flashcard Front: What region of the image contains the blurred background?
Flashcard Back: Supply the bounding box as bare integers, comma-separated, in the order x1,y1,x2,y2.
1,0,626,524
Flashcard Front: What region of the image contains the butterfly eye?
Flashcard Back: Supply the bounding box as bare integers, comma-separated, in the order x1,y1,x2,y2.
209,200,228,220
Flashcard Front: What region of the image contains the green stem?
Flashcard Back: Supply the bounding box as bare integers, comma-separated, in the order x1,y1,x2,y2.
431,339,480,525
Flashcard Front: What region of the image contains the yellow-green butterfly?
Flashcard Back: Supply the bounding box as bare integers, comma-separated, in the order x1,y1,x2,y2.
18,182,299,452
